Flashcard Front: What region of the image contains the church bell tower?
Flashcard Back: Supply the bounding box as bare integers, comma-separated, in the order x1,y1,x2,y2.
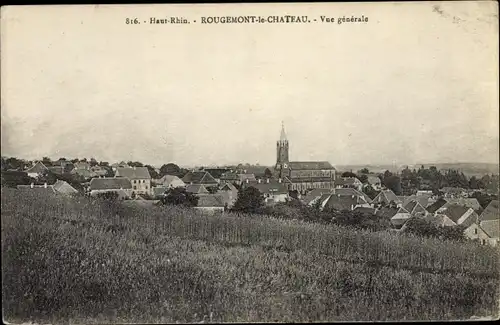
275,121,289,174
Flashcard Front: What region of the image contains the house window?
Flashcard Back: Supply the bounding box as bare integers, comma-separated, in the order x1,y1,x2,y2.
133,180,136,184
133,186,137,190
482,239,486,245
474,228,478,235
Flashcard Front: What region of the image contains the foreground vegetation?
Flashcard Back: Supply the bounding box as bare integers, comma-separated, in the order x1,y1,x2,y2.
2,188,499,323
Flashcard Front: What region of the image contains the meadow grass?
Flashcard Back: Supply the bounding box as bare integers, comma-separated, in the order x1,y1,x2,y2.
2,188,499,323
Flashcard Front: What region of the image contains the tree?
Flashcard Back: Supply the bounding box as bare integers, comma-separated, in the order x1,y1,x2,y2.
231,187,265,214
41,157,52,166
145,165,159,179
160,187,199,207
383,175,402,195
357,174,368,184
264,168,273,178
160,163,181,177
363,185,380,200
89,158,98,167
341,171,357,178
128,161,144,167
358,168,370,174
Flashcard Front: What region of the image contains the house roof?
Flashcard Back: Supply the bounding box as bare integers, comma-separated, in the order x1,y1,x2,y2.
248,181,288,195
74,162,90,170
376,207,399,219
152,186,168,196
480,220,499,239
115,167,151,180
439,204,472,223
288,161,335,171
182,171,217,185
403,195,431,208
53,180,78,194
334,188,372,204
367,175,381,185
479,200,499,222
196,194,225,208
403,200,427,216
220,183,237,192
426,198,447,213
373,189,400,204
303,188,334,205
71,168,95,179
325,195,359,211
26,162,48,174
186,184,209,194
89,177,132,191
159,175,185,187
443,198,481,211
17,185,56,195
335,177,362,186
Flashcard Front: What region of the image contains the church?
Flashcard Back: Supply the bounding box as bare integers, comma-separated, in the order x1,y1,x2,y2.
274,123,337,193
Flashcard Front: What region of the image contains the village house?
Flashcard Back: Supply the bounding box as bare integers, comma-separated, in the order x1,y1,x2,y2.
52,180,78,195
74,161,91,170
274,123,336,193
193,194,225,214
440,187,468,198
243,178,288,204
111,161,130,172
464,223,497,246
476,200,499,247
71,168,97,180
219,172,257,186
182,171,218,189
219,182,239,208
302,188,334,205
156,174,186,188
372,189,402,207
17,183,56,195
88,177,133,198
25,161,49,178
366,175,382,191
434,204,479,228
402,199,428,217
307,188,371,209
186,184,210,194
115,166,152,195
151,186,169,199
335,177,363,192
390,207,412,229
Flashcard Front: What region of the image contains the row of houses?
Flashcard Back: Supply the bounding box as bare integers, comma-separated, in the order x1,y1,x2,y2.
301,187,499,247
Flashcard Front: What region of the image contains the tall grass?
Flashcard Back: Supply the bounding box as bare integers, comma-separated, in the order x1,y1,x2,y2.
2,188,499,323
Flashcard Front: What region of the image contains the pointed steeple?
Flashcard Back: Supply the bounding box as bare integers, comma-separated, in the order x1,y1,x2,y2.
280,121,287,142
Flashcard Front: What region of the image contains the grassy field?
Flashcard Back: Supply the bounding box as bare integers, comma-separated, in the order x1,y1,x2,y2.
2,188,499,323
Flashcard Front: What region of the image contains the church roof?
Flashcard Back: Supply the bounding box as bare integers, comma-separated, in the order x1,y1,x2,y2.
288,161,335,170
280,121,287,141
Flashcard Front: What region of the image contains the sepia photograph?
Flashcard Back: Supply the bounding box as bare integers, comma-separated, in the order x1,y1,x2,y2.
1,1,499,323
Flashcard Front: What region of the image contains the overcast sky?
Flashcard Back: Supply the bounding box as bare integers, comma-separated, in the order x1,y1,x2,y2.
1,2,498,167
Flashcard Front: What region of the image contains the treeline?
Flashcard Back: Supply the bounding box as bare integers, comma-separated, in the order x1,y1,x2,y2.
340,165,499,196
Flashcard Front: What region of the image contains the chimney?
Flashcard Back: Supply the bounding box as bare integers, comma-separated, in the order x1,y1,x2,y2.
133,166,136,170
278,178,282,183
245,179,249,184
30,183,34,189
44,183,47,188
266,178,270,184
258,179,261,183
350,204,354,210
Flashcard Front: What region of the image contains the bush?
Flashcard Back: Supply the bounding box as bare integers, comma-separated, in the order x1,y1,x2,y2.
160,187,199,207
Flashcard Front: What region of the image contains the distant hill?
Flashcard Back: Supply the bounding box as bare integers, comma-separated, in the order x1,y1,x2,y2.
336,163,499,177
